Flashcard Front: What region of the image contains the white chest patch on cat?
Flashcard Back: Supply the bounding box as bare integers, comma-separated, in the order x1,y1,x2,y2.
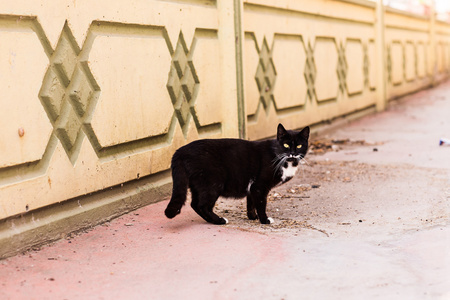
281,161,298,182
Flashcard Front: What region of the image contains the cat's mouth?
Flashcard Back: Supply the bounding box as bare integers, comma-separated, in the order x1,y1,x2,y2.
286,156,299,164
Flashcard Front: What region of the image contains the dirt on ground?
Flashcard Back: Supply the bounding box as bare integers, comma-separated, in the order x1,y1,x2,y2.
215,140,450,238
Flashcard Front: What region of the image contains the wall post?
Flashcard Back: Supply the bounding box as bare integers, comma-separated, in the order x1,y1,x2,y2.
233,0,246,139
375,0,387,112
430,0,438,86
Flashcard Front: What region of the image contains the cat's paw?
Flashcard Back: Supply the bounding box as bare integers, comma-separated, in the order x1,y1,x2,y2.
247,211,258,220
260,217,274,224
216,217,228,225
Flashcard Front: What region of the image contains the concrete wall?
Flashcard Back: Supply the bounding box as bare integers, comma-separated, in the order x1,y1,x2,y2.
1,0,449,256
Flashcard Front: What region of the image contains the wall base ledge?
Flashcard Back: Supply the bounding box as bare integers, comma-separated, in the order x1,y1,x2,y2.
0,171,172,260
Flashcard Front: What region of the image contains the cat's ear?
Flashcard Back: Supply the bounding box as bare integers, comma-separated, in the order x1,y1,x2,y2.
299,126,310,140
277,123,288,140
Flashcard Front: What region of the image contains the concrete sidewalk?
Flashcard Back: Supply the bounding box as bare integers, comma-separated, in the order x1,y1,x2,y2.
1,82,450,300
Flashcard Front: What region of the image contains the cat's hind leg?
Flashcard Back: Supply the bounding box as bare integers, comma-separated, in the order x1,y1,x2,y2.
190,188,202,217
193,190,227,225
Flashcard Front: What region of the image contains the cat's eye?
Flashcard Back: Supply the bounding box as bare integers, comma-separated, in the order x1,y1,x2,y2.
283,143,290,149
297,145,302,149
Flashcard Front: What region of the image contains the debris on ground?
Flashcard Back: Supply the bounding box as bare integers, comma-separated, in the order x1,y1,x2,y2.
308,138,383,154
439,138,450,146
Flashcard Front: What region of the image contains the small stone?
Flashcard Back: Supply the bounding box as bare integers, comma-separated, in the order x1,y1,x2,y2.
294,184,311,191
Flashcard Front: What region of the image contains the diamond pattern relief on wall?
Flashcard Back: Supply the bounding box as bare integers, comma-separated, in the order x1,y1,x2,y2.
387,44,392,84
2,18,225,188
363,43,369,88
255,37,277,111
39,67,66,123
167,32,200,136
304,41,317,102
38,22,100,164
337,42,348,94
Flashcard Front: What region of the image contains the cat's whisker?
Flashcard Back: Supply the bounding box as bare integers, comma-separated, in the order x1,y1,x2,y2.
273,155,288,175
274,158,286,171
297,165,305,178
300,157,310,166
272,153,286,163
271,155,280,164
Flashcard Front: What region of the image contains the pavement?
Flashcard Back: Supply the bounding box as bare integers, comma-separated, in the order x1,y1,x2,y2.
1,82,450,300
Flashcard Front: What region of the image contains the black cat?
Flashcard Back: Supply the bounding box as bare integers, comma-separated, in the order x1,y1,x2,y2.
164,123,310,225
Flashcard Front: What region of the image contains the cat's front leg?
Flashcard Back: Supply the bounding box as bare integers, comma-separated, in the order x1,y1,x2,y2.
246,195,258,220
250,186,273,224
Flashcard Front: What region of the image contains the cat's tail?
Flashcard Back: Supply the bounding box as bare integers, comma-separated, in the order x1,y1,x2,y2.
165,152,188,219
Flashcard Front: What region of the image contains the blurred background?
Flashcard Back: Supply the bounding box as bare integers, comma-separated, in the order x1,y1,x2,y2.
375,0,450,20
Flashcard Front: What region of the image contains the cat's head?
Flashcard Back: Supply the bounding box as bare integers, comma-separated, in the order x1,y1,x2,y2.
276,123,310,162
